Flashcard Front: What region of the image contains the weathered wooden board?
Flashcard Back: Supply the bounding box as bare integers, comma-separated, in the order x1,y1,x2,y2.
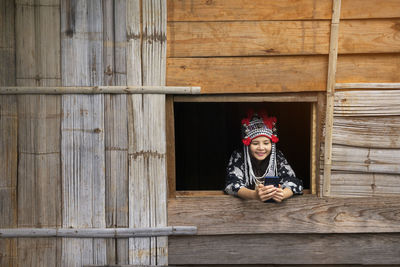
168,0,400,21
334,89,400,116
167,54,400,93
168,195,400,235
167,56,328,93
333,116,400,148
168,19,400,57
168,20,330,57
169,233,400,265
331,172,400,197
331,144,400,174
337,54,400,85
61,0,106,266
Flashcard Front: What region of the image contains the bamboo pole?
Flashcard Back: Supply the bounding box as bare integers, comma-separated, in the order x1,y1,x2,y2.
323,0,341,197
335,83,400,90
0,226,197,238
0,86,201,94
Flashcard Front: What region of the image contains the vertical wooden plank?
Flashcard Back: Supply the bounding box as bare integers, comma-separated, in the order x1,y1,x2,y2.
15,0,61,266
322,0,341,197
310,102,317,195
61,0,106,266
0,1,17,266
166,95,176,199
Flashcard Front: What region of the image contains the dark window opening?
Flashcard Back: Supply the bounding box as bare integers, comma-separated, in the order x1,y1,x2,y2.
174,102,311,191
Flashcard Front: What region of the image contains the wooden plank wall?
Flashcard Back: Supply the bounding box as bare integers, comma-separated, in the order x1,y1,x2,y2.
167,0,400,93
326,90,400,197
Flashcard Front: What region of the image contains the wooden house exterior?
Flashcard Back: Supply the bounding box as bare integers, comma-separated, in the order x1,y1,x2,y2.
1,0,400,266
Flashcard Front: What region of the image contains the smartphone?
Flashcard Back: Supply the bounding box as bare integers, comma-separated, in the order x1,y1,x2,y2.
264,176,281,203
264,176,280,187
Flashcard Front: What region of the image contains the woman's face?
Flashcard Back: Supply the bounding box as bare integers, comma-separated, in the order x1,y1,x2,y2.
249,136,272,161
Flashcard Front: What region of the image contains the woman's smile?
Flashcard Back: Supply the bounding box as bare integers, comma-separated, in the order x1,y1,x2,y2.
249,136,272,161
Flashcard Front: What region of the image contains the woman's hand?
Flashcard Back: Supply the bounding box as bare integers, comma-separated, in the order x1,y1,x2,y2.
256,184,277,202
272,185,285,202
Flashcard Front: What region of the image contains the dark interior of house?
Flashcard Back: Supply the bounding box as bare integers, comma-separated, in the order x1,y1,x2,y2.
174,102,311,191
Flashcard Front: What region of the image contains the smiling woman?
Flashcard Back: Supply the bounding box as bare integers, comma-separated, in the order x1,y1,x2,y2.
225,111,303,202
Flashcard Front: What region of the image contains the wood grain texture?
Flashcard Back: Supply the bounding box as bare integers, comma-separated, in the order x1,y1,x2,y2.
167,0,332,21
322,0,341,197
169,233,400,265
331,172,400,197
333,116,400,148
337,54,400,85
61,0,106,266
167,19,400,57
168,0,400,21
334,89,400,116
167,20,330,57
167,56,328,93
168,195,400,235
331,144,400,174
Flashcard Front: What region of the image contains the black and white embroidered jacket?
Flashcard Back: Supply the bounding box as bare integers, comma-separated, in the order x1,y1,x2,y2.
225,149,303,196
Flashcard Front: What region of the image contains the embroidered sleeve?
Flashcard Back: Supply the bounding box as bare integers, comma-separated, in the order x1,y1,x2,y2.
276,150,303,195
225,150,246,196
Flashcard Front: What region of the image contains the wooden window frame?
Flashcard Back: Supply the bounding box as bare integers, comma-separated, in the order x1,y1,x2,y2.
166,92,325,198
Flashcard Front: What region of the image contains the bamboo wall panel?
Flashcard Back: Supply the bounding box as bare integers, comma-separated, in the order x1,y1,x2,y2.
14,1,61,266
127,0,168,264
0,0,15,86
61,1,106,266
168,195,400,235
167,56,328,93
168,19,400,57
168,0,400,21
0,96,17,267
0,1,16,266
169,233,400,265
103,0,129,264
15,0,60,86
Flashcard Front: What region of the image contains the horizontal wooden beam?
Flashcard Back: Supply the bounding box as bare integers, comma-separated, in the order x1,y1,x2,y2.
169,233,400,265
174,93,318,102
0,86,201,95
0,226,197,238
168,195,400,235
336,83,400,89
